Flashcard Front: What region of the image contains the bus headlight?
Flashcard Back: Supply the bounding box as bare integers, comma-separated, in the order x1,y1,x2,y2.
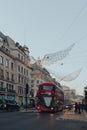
51,107,53,110
37,106,40,110
4,104,6,108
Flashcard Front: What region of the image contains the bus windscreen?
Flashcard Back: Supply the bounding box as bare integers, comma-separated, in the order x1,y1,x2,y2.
39,85,54,90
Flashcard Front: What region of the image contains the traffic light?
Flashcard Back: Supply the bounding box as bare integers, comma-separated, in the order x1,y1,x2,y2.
26,84,29,94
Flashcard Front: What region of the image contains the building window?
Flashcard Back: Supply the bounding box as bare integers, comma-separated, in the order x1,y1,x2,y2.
0,82,3,88
11,62,14,71
24,78,26,85
31,85,34,88
5,59,9,68
6,83,14,92
0,82,5,91
24,68,26,75
0,56,3,64
26,70,28,76
31,80,34,84
6,48,10,54
21,66,23,73
18,86,23,94
0,69,4,78
6,71,9,80
7,83,13,90
18,74,21,83
18,53,20,59
18,65,20,72
21,56,23,61
21,76,24,84
37,80,39,84
11,73,14,81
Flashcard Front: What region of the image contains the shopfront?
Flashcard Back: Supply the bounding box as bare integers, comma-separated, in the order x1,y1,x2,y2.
18,96,23,105
0,94,5,101
7,95,15,101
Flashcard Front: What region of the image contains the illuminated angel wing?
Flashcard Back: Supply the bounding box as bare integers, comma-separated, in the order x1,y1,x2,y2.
61,68,82,81
46,67,82,82
30,56,36,64
41,43,75,65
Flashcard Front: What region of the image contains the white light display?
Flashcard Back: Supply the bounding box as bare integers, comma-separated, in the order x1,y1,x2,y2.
30,43,75,66
47,68,82,82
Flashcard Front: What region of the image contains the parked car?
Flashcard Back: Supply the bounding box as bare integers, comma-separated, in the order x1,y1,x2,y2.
0,99,20,112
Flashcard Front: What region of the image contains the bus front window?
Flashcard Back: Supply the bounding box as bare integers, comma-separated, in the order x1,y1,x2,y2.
39,85,54,90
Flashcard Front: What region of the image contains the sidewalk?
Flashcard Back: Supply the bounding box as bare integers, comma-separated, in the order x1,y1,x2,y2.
57,109,87,121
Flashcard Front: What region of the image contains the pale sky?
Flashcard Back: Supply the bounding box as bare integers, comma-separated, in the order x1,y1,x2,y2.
0,0,87,95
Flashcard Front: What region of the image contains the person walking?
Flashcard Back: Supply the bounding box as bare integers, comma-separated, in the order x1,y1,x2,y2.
77,102,81,114
74,102,78,113
81,102,84,112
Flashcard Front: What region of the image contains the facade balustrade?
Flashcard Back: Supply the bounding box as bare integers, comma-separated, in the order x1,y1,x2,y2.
7,89,16,93
0,87,6,91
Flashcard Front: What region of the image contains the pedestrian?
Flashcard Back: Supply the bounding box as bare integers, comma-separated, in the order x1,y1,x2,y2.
74,102,78,113
21,102,23,110
81,102,84,112
77,102,81,114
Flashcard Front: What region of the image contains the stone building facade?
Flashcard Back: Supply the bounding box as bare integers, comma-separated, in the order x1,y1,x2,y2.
0,32,31,105
62,85,76,105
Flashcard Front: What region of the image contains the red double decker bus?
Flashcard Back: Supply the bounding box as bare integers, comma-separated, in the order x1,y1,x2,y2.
35,82,64,112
